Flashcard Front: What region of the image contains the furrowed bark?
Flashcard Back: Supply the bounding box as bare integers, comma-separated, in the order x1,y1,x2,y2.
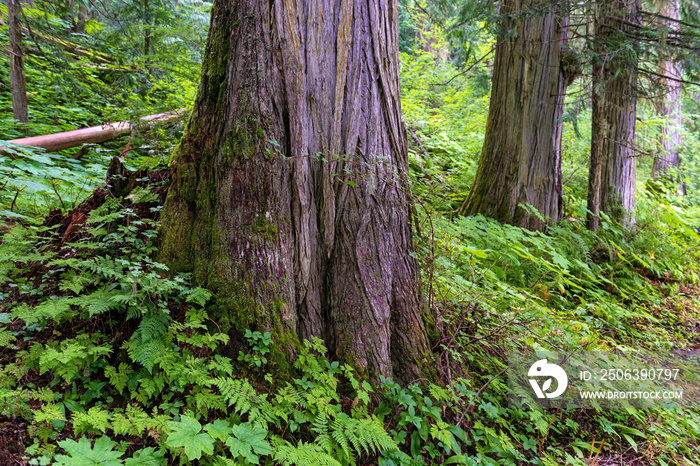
651,0,682,190
159,0,432,382
586,58,605,232
587,0,639,231
459,0,567,231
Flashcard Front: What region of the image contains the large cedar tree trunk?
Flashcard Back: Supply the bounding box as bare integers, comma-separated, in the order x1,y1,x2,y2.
459,0,568,231
7,0,29,127
586,0,639,231
160,0,431,382
651,0,682,186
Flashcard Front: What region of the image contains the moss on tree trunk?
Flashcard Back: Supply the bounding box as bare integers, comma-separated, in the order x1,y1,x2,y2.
160,0,433,383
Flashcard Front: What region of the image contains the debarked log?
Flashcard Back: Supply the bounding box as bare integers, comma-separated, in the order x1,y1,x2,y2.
0,110,186,156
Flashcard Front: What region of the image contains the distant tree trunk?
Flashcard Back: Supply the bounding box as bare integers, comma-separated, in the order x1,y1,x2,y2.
7,0,29,129
415,9,448,63
586,0,639,231
651,0,682,189
75,5,87,33
160,0,432,382
143,0,151,71
587,60,605,232
459,0,568,231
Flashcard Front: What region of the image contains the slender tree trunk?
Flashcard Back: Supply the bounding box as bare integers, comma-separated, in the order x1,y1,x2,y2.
143,0,151,58
75,5,87,33
651,0,682,189
459,0,568,231
415,9,448,63
587,59,605,232
160,0,432,382
586,0,639,231
7,0,29,129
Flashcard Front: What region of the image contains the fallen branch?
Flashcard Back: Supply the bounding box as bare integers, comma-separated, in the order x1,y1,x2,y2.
22,27,118,65
407,126,428,158
1,110,186,156
456,367,508,427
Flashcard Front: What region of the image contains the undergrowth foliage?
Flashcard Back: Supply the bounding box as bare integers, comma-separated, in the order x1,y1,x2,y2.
2,158,700,466
2,94,700,466
398,47,700,465
0,170,491,466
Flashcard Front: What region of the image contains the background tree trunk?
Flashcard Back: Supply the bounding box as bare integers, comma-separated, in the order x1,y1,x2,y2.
459,0,567,231
75,5,87,33
415,8,448,63
7,0,29,129
160,0,431,382
586,0,639,231
587,58,605,232
143,0,151,63
651,0,682,188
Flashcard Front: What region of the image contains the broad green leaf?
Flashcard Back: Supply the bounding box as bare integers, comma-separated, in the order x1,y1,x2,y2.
166,415,214,461
124,447,165,465
54,436,123,466
226,422,272,464
204,419,232,441
623,434,638,452
444,455,468,465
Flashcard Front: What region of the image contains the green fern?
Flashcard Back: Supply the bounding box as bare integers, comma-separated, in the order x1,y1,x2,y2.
330,413,397,456
111,411,133,436
58,269,94,294
12,298,77,327
39,338,112,382
133,372,166,403
212,378,268,420
126,311,171,372
73,289,124,317
0,328,16,348
187,388,227,418
72,406,111,435
211,457,245,466
126,338,166,374
104,362,133,394
274,440,343,466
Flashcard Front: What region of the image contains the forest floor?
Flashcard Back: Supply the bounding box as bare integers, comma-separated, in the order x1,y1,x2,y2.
0,160,171,465
2,161,700,465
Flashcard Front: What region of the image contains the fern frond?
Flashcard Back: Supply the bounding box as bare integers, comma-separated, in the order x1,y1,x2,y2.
274,441,342,466
211,456,245,466
137,312,170,342
186,388,226,418
330,413,397,456
127,338,164,373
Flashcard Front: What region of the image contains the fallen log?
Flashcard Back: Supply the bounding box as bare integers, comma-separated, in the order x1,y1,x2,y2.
0,110,186,156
